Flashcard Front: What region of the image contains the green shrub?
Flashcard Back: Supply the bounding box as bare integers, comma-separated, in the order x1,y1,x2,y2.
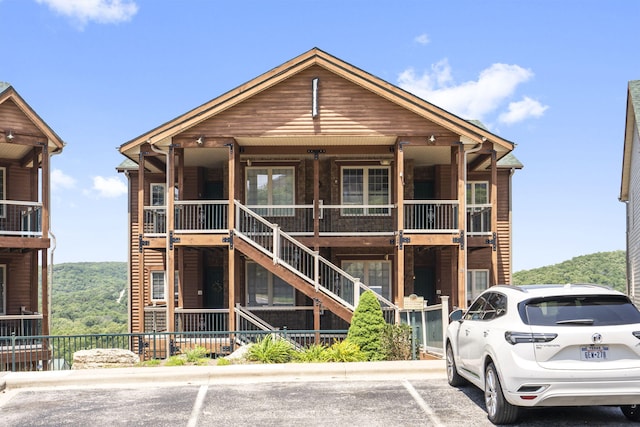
325,339,366,362
293,344,329,363
185,346,210,363
165,355,186,366
347,290,386,361
216,357,231,366
246,334,294,364
381,323,412,360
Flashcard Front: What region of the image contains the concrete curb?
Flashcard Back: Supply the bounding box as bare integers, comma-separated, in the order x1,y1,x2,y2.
1,360,445,390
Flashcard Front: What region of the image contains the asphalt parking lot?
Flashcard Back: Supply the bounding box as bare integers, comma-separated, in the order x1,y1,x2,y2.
0,362,633,427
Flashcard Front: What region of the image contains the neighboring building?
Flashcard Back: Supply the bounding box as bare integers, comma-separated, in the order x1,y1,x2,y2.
118,48,522,336
620,80,640,306
0,82,65,368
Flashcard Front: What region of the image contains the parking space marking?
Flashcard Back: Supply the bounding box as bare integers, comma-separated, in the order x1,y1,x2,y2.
187,384,208,427
402,380,445,427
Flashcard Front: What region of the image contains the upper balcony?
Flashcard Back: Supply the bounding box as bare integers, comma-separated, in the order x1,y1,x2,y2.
141,200,492,240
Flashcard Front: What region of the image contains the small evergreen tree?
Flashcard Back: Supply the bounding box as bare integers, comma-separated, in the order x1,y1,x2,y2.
347,290,386,361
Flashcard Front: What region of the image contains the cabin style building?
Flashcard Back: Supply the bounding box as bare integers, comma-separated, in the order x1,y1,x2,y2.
0,82,64,368
620,80,640,306
118,49,521,337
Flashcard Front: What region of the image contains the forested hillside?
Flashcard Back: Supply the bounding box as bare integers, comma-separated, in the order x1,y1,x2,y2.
51,262,128,335
513,251,626,293
46,253,627,336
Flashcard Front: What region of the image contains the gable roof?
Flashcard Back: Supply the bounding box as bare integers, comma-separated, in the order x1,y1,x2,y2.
620,80,640,201
119,48,515,157
0,83,65,153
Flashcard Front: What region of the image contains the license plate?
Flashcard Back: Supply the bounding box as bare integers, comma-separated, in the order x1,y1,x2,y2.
580,345,608,361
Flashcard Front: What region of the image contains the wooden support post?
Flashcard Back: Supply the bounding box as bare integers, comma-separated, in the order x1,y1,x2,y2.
167,144,176,332
490,150,498,286
314,299,321,343
137,152,146,333
457,145,467,308
227,141,238,331
395,142,405,310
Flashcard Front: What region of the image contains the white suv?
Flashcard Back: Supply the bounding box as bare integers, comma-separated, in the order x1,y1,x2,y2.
445,284,640,424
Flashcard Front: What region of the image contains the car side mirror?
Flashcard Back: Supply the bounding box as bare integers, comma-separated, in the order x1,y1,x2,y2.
449,308,464,322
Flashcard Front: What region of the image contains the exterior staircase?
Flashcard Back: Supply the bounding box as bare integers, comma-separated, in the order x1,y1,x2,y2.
233,201,399,324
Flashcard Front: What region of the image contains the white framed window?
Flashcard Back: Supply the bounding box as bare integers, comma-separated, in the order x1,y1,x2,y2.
467,269,489,305
245,262,295,306
150,183,165,206
246,167,295,216
150,271,166,301
342,260,391,301
341,166,390,215
150,270,179,303
0,265,5,315
467,181,490,234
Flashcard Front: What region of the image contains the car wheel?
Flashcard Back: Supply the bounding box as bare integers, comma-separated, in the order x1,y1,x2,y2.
484,362,519,425
445,342,465,386
621,405,640,421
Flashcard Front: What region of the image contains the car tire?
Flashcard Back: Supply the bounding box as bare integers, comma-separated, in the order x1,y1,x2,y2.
621,405,640,421
446,342,465,386
484,362,519,425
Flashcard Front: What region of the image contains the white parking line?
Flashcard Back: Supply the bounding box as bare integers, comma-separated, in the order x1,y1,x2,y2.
187,384,208,427
402,380,445,427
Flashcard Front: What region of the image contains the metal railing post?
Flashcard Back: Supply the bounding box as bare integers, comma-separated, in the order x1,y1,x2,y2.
441,295,450,352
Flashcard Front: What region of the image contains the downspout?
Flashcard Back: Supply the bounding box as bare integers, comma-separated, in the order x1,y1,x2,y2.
463,142,483,305
47,145,64,336
508,168,515,284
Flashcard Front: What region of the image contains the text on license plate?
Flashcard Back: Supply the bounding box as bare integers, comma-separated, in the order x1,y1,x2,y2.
580,345,608,361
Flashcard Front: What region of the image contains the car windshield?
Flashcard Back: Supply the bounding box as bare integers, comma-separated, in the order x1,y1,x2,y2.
519,295,640,326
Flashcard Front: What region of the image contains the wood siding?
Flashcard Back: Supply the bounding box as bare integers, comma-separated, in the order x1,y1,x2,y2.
187,66,457,138
628,127,640,306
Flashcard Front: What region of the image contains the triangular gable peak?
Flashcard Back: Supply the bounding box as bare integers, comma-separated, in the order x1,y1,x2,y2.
120,48,514,158
621,80,640,201
0,85,65,154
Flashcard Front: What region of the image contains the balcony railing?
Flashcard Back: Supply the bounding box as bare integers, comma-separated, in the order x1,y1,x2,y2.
404,200,458,233
143,201,229,236
0,201,42,237
142,200,490,237
0,314,43,337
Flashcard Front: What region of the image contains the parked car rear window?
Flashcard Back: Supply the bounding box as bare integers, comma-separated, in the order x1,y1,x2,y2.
519,295,640,326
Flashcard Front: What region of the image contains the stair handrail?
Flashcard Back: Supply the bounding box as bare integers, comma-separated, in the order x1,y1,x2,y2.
234,200,399,319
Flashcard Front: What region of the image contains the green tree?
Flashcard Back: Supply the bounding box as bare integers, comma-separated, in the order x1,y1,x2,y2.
346,290,386,361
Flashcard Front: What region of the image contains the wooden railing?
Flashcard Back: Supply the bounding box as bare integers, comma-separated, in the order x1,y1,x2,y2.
0,201,43,237
404,200,458,233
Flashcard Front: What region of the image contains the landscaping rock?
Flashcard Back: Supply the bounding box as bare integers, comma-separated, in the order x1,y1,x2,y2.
72,348,140,369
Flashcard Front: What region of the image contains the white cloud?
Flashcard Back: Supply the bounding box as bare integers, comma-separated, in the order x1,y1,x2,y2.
415,34,430,45
397,59,547,124
51,168,76,190
36,0,138,26
91,176,127,198
499,96,549,125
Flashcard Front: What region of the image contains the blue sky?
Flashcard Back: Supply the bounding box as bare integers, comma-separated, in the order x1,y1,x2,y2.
0,0,637,272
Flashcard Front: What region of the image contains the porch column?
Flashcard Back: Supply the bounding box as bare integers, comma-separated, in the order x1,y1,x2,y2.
457,144,467,308
167,144,176,333
41,249,49,335
490,150,498,285
137,152,146,333
227,141,238,331
312,152,322,329
177,148,185,309
41,143,50,241
395,142,405,311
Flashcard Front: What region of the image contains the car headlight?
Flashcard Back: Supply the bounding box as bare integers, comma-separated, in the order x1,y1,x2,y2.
505,331,557,345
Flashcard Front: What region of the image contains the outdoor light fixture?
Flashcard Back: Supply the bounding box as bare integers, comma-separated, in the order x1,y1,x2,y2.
196,136,204,145
380,159,391,166
429,135,436,143
6,130,14,141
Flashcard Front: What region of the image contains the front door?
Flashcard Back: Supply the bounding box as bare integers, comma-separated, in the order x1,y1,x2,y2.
414,267,437,305
204,267,224,309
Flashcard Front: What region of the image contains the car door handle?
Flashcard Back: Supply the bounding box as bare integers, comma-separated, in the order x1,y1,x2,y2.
464,329,470,336
483,330,489,337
